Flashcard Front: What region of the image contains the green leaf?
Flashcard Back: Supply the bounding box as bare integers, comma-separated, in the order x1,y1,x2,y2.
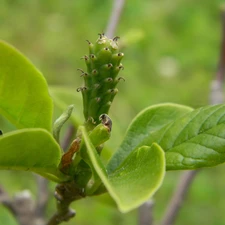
49,86,83,126
107,103,193,173
81,126,165,212
108,144,165,212
0,128,68,182
0,41,53,131
139,104,225,170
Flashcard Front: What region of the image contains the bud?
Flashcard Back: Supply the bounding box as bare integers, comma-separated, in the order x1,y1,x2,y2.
78,33,124,130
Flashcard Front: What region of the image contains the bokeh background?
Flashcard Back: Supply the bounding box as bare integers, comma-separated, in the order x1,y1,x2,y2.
1,0,225,224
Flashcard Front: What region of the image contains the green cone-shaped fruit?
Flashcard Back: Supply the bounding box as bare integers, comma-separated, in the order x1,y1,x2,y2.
78,34,124,130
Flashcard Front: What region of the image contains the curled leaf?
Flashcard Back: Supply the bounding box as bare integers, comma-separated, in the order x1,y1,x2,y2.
53,105,74,143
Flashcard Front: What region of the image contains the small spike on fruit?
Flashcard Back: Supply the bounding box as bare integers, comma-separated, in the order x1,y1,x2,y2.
94,83,100,89
106,77,113,82
77,87,82,92
118,77,125,82
77,87,87,92
77,68,85,73
96,97,101,102
118,64,124,70
92,69,98,75
81,55,89,60
113,36,120,41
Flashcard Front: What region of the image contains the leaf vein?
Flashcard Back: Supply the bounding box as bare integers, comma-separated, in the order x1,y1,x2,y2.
166,107,225,151
165,108,202,149
198,105,224,132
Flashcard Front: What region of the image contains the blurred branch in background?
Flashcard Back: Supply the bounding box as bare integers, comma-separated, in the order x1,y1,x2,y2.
160,6,225,225
61,125,76,153
160,170,198,225
0,185,41,225
210,7,225,105
105,0,126,38
0,186,16,219
36,176,49,220
138,200,154,225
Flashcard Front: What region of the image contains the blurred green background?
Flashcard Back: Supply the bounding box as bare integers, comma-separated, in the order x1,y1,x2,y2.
1,0,225,224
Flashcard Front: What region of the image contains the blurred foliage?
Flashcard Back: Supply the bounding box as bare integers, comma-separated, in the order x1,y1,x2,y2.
1,0,225,224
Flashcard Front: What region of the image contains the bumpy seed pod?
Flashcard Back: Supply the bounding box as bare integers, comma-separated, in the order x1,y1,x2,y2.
79,33,124,130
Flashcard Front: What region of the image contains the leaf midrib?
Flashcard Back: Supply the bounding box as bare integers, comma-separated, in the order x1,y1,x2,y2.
163,120,225,152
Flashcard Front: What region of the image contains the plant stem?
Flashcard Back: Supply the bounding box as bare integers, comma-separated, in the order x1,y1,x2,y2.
47,181,85,225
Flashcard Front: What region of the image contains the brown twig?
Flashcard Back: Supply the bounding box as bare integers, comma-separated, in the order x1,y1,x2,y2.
138,200,154,225
216,8,225,82
36,176,49,220
0,185,16,216
45,126,77,225
210,8,225,104
160,170,198,225
105,0,126,38
46,182,84,225
13,190,36,225
0,185,38,225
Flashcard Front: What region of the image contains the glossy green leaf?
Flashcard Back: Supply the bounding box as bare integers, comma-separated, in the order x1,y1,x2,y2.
107,103,193,173
0,41,53,131
0,128,68,182
138,104,225,169
81,126,165,212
